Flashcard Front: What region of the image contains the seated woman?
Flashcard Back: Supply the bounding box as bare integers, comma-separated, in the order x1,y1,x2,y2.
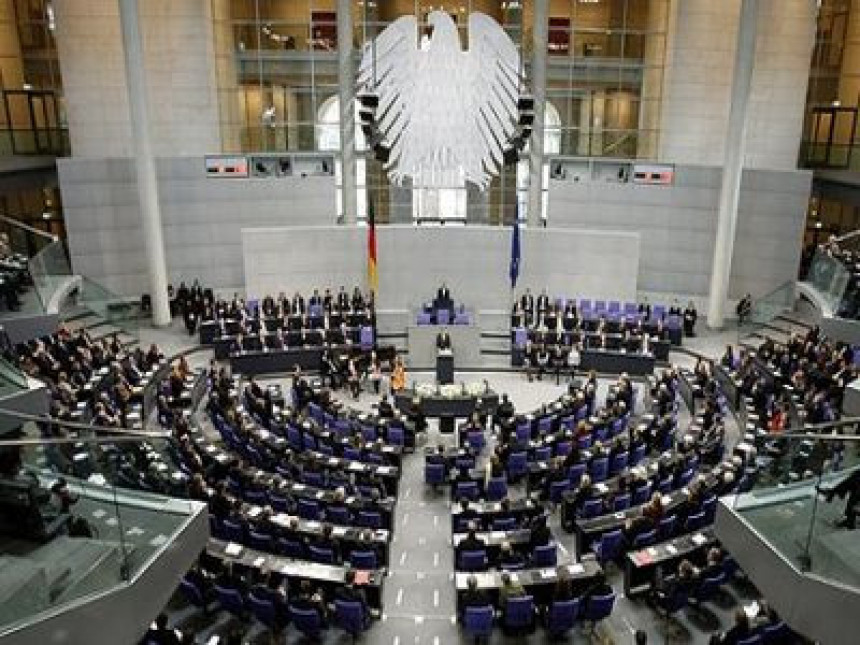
391,356,406,392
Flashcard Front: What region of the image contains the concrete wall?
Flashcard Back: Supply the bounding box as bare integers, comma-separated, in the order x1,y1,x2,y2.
659,0,815,170
58,156,337,295
59,156,807,304
242,225,641,312
53,0,219,158
547,165,810,299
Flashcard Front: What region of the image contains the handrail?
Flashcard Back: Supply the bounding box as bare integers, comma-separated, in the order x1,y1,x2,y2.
0,214,58,242
833,229,860,245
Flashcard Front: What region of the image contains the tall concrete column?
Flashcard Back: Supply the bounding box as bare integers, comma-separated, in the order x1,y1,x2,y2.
118,0,170,326
706,0,758,329
338,0,357,224
526,0,548,227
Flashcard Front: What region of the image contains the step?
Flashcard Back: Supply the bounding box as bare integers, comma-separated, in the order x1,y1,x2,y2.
775,312,814,331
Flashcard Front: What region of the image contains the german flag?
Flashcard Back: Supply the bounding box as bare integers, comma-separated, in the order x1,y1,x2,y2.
367,199,378,294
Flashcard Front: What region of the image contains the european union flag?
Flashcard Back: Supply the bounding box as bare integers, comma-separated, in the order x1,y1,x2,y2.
509,210,521,290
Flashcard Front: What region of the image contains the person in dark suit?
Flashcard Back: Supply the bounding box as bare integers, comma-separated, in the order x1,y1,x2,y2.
456,526,486,555
581,571,612,604
460,574,490,618
498,540,525,569
528,515,552,551
683,302,698,337
144,614,182,645
334,569,371,624
718,608,753,645
377,394,394,419
436,329,452,350
654,559,697,605
437,283,451,306
292,579,328,623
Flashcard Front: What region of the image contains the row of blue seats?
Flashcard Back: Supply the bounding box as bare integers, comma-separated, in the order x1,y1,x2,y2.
463,592,616,639
180,576,371,639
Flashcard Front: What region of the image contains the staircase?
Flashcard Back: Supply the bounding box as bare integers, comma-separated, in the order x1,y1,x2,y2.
736,282,812,352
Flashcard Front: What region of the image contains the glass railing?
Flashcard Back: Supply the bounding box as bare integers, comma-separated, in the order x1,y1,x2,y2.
805,248,852,313
28,238,72,314
0,356,31,398
730,426,860,591
749,281,796,326
71,277,140,342
0,422,202,636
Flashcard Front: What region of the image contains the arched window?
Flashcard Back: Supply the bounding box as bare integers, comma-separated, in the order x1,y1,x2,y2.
317,96,368,221
516,101,561,220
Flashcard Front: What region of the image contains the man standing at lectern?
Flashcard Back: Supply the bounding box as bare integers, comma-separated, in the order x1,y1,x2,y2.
437,283,450,303
436,328,452,351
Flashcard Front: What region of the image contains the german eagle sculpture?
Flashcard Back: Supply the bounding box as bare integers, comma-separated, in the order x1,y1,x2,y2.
358,11,522,191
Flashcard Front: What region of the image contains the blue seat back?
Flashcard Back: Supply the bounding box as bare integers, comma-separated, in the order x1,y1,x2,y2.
548,598,579,635
298,498,322,520
504,595,535,629
532,543,557,567
590,457,609,482
309,545,335,564
290,605,322,637
425,462,445,485
463,605,494,637
612,492,631,511
180,578,205,607
215,584,245,616
594,529,623,563
454,481,480,501
335,599,367,635
550,479,570,504
583,593,615,622
633,528,657,548
327,506,352,525
580,498,603,518
248,591,277,628
350,549,378,569
486,477,508,501
277,537,305,559
358,510,382,529
458,549,488,571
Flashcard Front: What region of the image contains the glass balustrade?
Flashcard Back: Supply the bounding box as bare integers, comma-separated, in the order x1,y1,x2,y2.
730,428,860,592
805,248,851,314
0,419,202,636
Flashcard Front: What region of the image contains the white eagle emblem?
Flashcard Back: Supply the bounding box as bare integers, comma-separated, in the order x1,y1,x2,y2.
358,11,522,191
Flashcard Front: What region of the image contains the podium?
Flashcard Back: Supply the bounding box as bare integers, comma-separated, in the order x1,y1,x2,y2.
436,349,454,385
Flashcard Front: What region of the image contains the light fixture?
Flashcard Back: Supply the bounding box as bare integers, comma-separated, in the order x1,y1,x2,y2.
22,83,32,90
42,211,52,220
832,99,842,107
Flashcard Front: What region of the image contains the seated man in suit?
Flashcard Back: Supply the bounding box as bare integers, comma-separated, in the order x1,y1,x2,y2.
528,515,552,551
377,394,395,419
459,574,490,620
143,614,182,645
456,525,486,556
334,569,371,626
498,572,527,618
436,328,452,351
653,559,698,605
292,579,328,623
498,540,525,570
311,522,342,564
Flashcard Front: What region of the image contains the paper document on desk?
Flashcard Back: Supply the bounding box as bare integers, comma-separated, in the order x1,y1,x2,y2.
225,542,243,557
